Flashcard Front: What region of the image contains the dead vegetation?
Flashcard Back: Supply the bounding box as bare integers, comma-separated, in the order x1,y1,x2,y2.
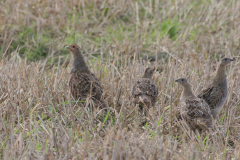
0,0,240,159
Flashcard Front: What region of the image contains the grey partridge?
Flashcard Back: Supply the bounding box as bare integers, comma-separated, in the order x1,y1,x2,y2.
175,78,212,132
197,58,234,119
131,67,159,110
66,44,106,108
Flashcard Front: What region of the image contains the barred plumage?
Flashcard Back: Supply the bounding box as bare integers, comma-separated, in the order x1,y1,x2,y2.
175,78,213,132
197,58,234,118
131,68,158,110
180,99,212,131
66,44,106,108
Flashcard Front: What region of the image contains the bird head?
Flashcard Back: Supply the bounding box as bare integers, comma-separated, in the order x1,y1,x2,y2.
143,67,156,79
220,57,234,66
65,44,81,55
175,78,189,86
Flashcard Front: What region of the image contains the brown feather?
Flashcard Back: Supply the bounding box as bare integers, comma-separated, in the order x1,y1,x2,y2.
131,68,158,110
66,44,106,108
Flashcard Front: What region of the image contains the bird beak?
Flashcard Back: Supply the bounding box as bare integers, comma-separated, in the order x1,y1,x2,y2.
65,46,70,49
230,59,235,61
175,79,179,82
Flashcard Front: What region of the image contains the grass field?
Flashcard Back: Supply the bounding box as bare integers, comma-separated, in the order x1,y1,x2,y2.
0,0,240,159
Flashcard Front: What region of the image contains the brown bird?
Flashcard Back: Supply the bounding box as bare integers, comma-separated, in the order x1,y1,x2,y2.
131,67,159,110
197,58,234,119
66,44,106,108
175,78,212,132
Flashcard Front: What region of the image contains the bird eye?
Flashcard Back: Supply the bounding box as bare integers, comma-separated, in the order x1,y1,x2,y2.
73,46,75,48
182,79,184,81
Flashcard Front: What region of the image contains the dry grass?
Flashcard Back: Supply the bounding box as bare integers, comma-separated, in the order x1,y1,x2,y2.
0,0,240,159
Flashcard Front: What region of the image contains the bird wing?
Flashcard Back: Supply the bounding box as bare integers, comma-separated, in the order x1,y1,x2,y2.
197,85,224,110
146,82,158,97
132,80,142,96
179,98,213,131
132,78,158,97
68,72,103,101
181,98,211,118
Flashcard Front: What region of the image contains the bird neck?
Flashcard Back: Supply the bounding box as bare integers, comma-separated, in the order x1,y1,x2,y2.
70,51,90,74
180,84,195,100
213,64,226,85
142,74,152,79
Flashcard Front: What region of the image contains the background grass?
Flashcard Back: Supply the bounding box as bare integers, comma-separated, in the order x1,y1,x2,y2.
0,0,240,159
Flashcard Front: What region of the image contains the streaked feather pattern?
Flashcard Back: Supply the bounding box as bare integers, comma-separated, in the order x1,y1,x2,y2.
69,72,106,108
179,98,212,131
132,78,158,109
197,85,225,110
197,57,234,118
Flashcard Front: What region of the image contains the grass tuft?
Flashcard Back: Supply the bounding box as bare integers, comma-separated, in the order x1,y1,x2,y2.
0,0,240,159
